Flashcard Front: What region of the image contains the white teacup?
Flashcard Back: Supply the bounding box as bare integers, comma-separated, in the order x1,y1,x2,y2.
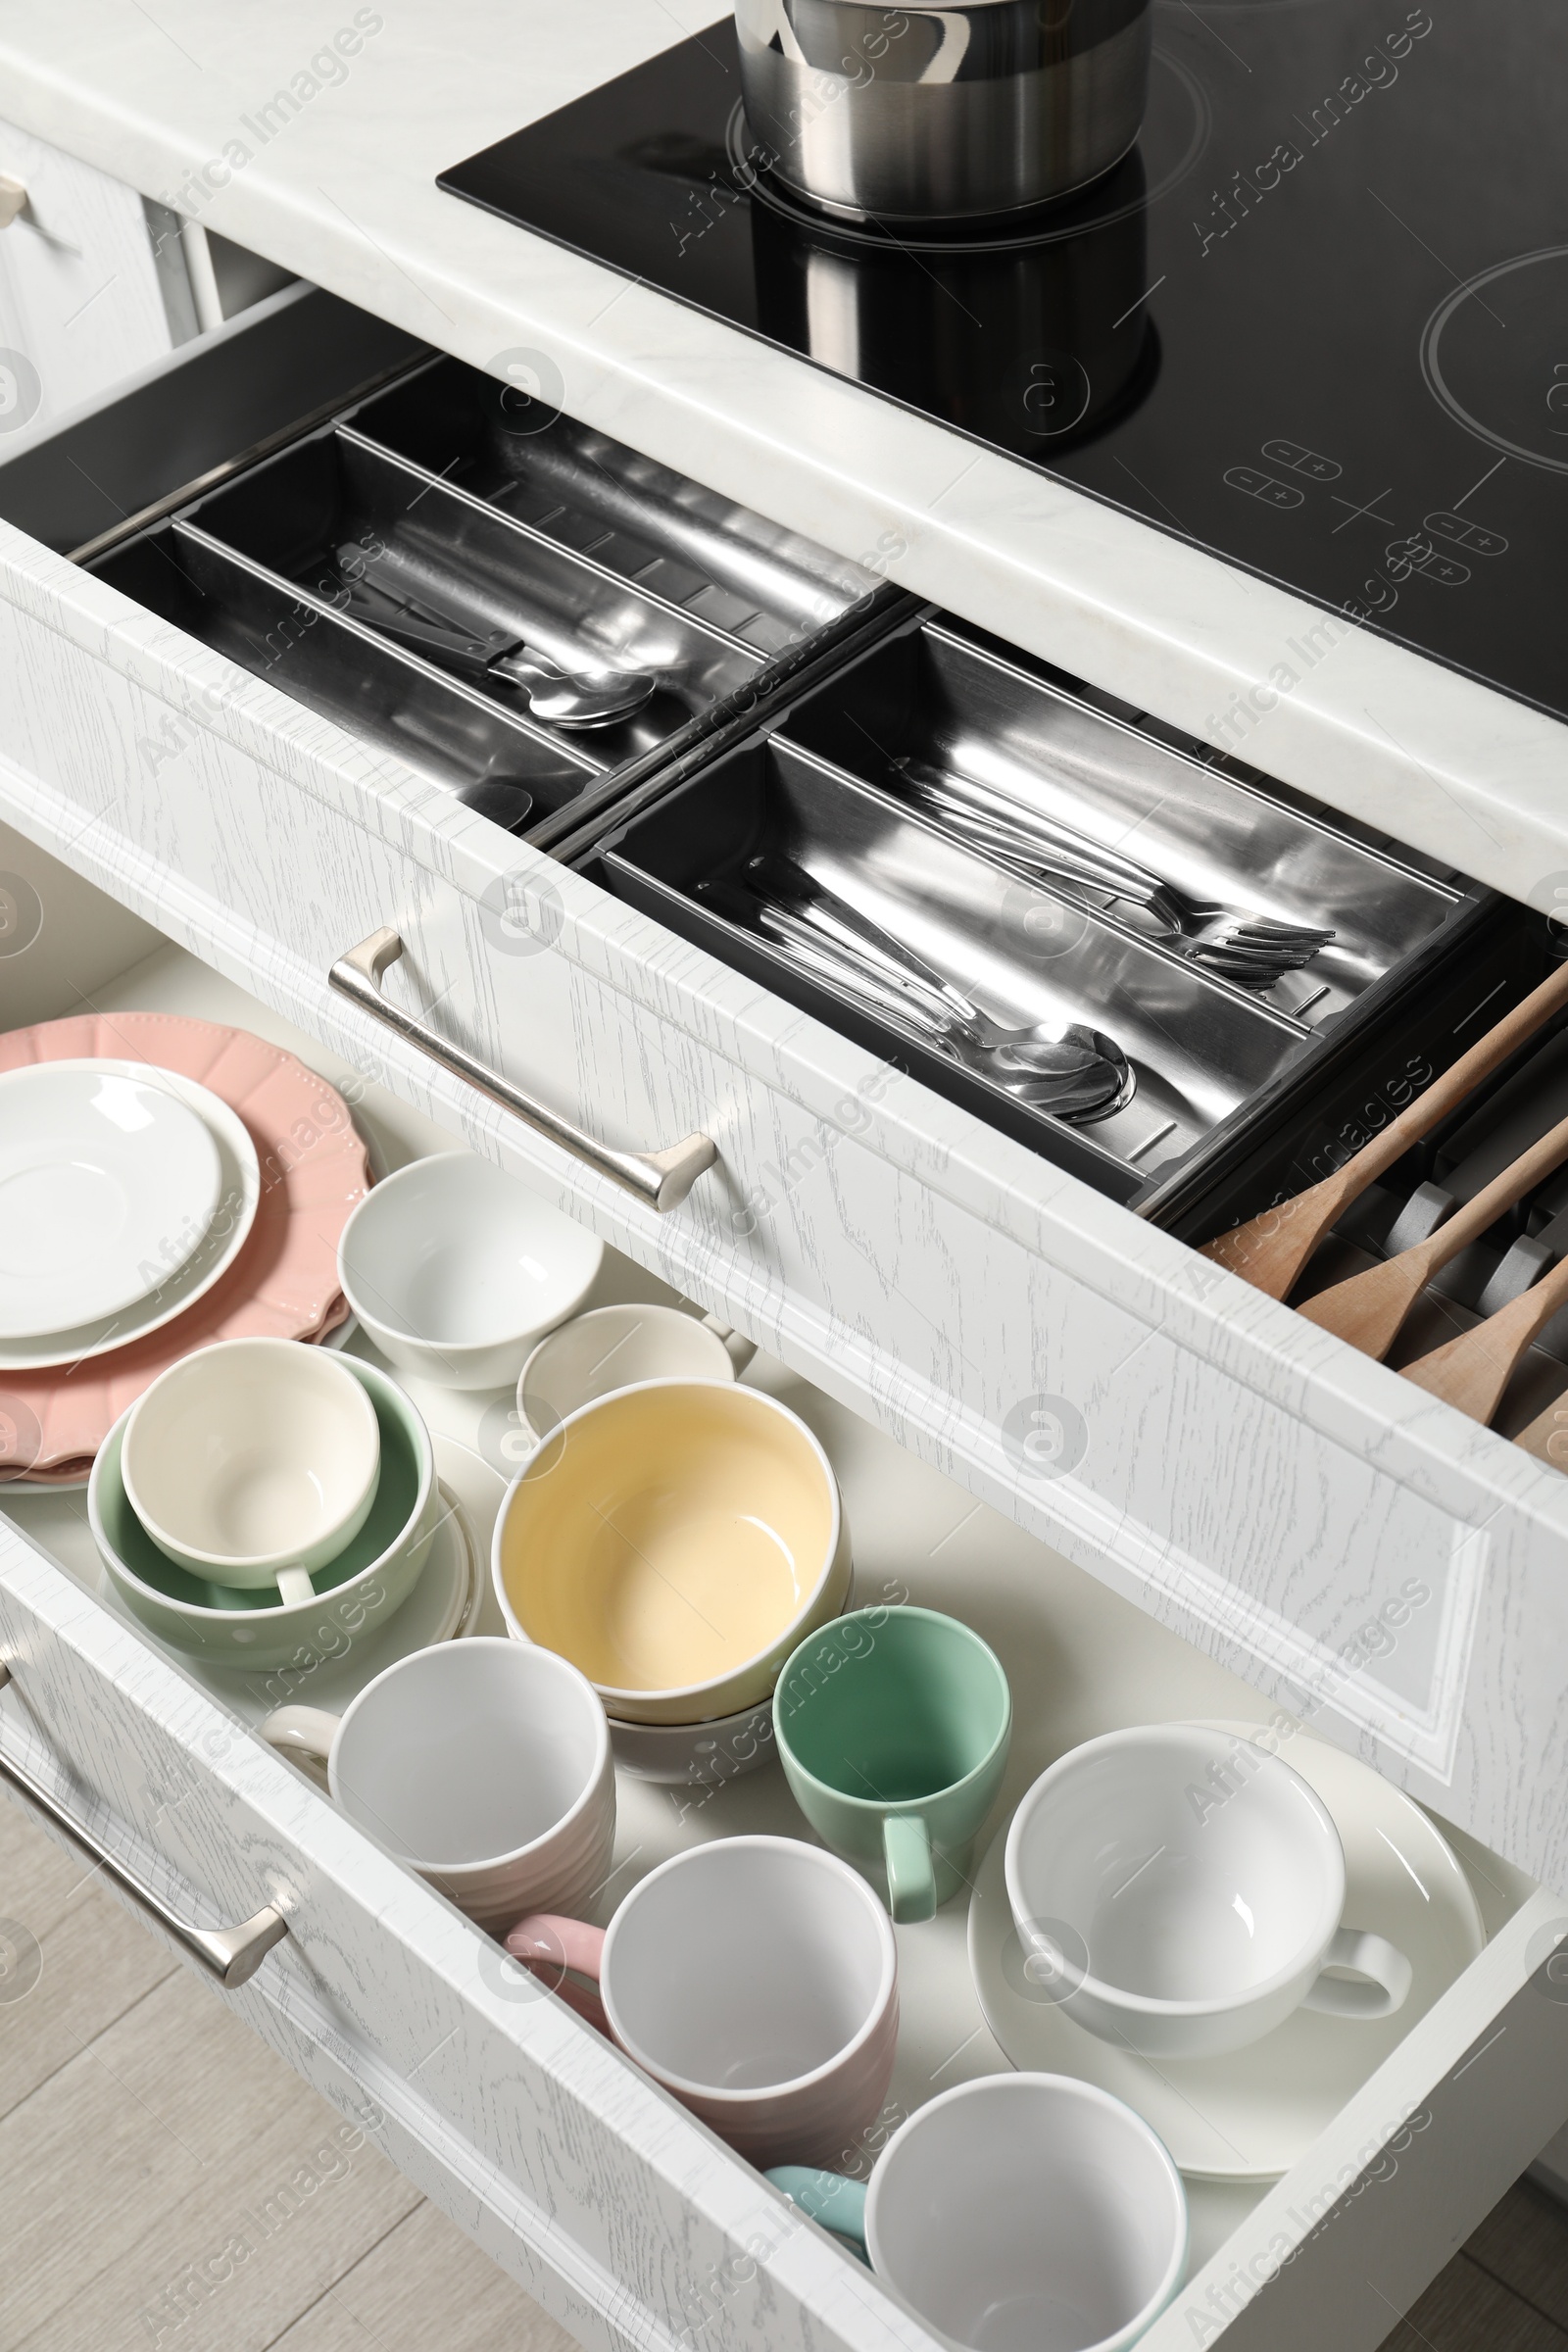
261,1638,613,1930
769,2073,1187,2352
516,1301,757,1440
1005,1724,1413,2060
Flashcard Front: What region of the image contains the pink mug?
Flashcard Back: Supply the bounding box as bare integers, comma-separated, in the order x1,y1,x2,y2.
508,1836,898,2168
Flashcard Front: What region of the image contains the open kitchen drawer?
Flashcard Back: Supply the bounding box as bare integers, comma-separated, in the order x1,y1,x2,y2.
1,819,1567,2352
0,270,1567,1932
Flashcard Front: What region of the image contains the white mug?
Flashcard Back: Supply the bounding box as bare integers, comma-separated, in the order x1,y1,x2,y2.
516,1301,757,1440
1005,1723,1413,2059
262,1638,613,1931
769,2072,1187,2352
507,1835,897,2168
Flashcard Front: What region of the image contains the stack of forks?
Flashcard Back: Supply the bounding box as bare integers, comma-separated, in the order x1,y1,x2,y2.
894,757,1335,990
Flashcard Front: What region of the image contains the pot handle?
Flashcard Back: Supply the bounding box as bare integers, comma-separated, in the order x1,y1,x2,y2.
701,1312,758,1374
1301,1928,1413,2020
506,1911,612,2032
765,2167,869,2259
259,1705,341,1767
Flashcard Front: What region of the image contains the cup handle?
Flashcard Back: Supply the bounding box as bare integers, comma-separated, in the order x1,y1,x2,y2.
506,1912,612,2033
259,1705,341,1767
1301,1927,1414,2020
275,1566,316,1607
701,1312,758,1375
766,2167,869,2259
883,1815,935,1924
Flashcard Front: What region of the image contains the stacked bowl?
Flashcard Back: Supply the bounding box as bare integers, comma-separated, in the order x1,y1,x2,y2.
90,1340,440,1672
493,1377,852,1783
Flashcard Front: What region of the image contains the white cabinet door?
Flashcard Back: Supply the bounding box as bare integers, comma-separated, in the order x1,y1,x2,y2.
0,121,174,441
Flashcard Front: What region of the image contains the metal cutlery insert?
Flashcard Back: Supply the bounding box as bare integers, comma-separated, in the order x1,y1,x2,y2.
84,352,903,837
586,611,1493,1209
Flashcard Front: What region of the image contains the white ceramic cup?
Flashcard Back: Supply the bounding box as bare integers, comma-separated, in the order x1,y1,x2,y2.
507,1836,898,2168
122,1337,380,1604
516,1301,757,1439
858,2074,1186,2352
337,1152,605,1391
261,1638,614,1930
1004,1724,1414,2059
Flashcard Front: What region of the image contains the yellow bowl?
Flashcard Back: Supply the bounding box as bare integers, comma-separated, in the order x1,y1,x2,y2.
491,1380,852,1724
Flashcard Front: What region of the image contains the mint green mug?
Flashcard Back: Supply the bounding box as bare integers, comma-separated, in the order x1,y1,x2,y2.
772,1605,1011,1924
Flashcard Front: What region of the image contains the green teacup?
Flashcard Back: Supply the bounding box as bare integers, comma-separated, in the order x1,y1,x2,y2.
773,1605,1011,1924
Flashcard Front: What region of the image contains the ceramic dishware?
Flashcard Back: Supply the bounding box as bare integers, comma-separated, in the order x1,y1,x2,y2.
1004,1723,1413,2061
261,1638,614,1930
516,1300,756,1439
0,1059,222,1338
0,1060,261,1374
90,1355,437,1669
773,1606,1010,1923
605,1694,776,1785
122,1337,380,1603
493,1380,852,1725
970,1721,1484,2180
767,2073,1187,2352
337,1152,604,1391
0,1009,368,1480
507,1835,897,2165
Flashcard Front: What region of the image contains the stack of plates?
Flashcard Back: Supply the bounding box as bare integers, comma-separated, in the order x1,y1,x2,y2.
0,1012,371,1486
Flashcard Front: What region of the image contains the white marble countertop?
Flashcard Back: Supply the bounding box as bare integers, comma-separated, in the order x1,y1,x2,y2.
1,0,1565,906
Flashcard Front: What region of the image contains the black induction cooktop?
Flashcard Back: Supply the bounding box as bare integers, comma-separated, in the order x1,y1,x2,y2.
440,5,1568,726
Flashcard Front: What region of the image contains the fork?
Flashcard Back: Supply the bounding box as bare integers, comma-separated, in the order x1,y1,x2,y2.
898,761,1335,985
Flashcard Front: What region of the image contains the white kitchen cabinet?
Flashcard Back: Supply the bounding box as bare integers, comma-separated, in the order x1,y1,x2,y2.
0,819,1564,2352
0,260,1565,2352
0,277,1562,1898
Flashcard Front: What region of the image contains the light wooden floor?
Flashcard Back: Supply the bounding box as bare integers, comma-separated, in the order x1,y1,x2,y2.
4,1788,1563,2352
0,1794,575,2352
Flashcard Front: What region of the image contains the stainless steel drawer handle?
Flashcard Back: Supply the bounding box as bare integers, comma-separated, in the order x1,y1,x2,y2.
0,1663,288,1990
329,928,718,1214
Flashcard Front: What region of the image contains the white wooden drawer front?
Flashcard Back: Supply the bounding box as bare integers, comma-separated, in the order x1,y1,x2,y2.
0,289,1565,1916
0,842,1565,2352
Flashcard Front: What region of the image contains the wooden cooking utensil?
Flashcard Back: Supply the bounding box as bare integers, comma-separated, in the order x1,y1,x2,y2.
1401,1251,1568,1423
1200,958,1568,1298
1294,1108,1568,1359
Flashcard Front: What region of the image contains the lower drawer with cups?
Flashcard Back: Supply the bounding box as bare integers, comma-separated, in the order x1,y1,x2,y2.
1,834,1566,2352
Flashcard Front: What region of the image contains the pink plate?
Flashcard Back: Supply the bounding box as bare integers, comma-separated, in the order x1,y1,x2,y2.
0,1013,368,1480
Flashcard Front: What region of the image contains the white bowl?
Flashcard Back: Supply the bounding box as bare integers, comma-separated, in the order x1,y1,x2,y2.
517,1300,748,1439
338,1152,604,1392
607,1697,776,1785
122,1337,380,1585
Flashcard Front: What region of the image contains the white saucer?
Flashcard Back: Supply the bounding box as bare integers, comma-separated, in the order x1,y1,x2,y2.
0,1060,222,1338
0,1061,261,1372
98,1463,485,1726
968,1719,1486,2180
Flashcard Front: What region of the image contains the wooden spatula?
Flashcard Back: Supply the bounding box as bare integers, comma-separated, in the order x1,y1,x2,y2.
1200,958,1568,1298
1401,1251,1568,1422
1294,1108,1568,1359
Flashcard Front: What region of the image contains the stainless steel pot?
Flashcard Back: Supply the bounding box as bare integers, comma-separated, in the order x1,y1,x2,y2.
733,0,1152,221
